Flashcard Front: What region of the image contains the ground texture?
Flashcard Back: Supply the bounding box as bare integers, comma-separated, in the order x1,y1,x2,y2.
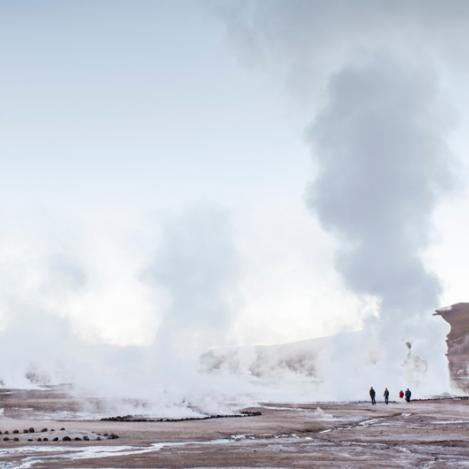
0,389,468,468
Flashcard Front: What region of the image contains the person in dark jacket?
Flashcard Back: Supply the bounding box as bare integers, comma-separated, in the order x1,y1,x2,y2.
405,388,412,403
369,386,376,405
384,387,390,405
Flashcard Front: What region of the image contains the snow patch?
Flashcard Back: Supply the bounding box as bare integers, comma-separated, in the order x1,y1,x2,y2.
0,439,233,468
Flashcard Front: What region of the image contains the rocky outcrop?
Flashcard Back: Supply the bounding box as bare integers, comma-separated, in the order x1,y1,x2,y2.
435,303,469,394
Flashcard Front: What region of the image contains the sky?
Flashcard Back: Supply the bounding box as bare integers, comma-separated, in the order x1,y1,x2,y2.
0,0,468,357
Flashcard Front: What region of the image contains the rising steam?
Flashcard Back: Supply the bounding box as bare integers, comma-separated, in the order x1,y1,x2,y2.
219,1,462,395
310,57,453,317
0,2,464,413
309,56,454,393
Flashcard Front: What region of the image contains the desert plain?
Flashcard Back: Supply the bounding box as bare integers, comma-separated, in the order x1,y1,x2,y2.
0,387,468,468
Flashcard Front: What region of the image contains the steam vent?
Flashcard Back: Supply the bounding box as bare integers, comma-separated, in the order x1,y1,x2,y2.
435,303,469,394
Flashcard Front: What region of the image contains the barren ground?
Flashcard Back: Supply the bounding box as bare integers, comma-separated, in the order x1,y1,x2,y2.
1,388,468,468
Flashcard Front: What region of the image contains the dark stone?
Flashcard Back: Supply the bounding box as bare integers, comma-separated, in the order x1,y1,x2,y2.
63,436,71,441
28,427,35,433
53,437,59,441
100,410,262,423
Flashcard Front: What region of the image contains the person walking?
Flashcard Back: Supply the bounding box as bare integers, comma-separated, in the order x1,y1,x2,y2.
405,388,412,403
384,387,390,405
369,386,376,405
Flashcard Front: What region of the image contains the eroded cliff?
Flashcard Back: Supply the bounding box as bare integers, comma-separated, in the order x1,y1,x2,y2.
435,303,469,394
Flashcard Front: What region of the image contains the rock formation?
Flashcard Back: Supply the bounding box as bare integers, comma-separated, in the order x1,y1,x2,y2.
435,303,469,394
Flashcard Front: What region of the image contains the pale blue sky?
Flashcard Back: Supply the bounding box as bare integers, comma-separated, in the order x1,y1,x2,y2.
0,1,331,346
0,1,311,210
0,1,468,350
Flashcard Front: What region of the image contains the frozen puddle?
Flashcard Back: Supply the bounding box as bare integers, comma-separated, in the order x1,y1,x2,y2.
0,439,232,468
431,420,469,425
358,418,384,426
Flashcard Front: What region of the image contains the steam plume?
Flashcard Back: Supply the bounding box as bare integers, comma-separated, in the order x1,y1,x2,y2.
221,1,460,393
310,56,453,320
309,56,454,391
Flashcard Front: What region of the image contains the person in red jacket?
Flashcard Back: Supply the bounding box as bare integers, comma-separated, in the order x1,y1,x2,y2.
399,390,404,399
